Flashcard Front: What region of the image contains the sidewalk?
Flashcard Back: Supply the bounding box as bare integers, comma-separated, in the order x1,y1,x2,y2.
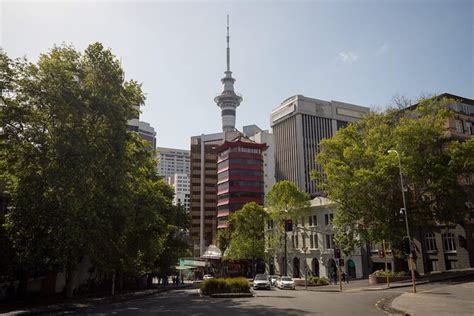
295,268,474,292
390,281,474,315
0,283,193,315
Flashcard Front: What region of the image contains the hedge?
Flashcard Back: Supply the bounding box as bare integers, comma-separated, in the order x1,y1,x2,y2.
200,277,250,295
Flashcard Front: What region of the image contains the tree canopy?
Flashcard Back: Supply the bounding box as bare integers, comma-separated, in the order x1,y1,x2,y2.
0,44,183,296
315,96,473,255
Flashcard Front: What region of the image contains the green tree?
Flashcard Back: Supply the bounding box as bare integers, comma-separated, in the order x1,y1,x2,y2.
0,43,175,297
264,181,310,273
225,202,268,277
315,96,471,255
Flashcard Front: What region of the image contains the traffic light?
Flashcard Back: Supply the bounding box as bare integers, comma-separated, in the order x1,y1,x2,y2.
402,237,411,255
285,219,293,232
334,247,341,259
378,249,385,258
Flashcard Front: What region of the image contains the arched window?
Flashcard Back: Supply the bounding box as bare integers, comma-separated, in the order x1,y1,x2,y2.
424,233,437,252
442,233,456,252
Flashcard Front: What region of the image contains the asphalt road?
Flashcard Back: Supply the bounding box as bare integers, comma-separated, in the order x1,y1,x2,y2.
50,278,474,316
54,286,408,315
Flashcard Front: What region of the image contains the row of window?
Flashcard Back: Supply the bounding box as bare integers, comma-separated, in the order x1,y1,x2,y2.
218,180,264,189
425,232,457,252
454,119,474,135
219,147,262,156
266,213,334,229
217,170,264,178
217,192,264,200
289,233,334,250
218,158,263,169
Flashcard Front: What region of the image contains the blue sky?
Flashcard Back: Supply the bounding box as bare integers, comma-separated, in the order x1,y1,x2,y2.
1,0,473,149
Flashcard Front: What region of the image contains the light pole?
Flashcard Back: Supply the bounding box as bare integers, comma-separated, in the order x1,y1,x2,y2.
388,149,416,293
302,246,308,290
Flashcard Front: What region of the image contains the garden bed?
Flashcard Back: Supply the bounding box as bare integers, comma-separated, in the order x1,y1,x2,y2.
200,277,251,296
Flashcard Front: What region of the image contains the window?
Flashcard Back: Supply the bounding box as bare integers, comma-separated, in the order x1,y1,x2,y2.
424,233,437,252
302,233,306,248
442,232,456,252
310,234,314,249
325,234,333,249
455,119,464,133
301,217,305,227
466,121,474,135
295,234,299,248
314,234,318,249
324,214,334,225
309,215,317,226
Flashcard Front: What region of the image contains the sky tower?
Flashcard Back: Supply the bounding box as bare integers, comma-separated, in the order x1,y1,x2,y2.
214,15,242,132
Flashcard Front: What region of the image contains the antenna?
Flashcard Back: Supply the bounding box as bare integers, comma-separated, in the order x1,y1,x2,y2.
226,14,230,72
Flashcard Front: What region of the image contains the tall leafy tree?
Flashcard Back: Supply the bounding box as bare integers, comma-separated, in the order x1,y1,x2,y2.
315,96,471,255
264,181,310,272
225,202,268,276
0,43,176,297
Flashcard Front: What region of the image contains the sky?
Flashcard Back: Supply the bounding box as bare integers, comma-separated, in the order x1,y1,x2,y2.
1,0,473,149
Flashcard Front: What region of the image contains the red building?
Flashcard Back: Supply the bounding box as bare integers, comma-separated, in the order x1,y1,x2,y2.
216,135,267,229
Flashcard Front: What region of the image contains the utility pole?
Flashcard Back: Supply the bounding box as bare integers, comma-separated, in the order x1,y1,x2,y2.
383,239,390,288
389,149,416,293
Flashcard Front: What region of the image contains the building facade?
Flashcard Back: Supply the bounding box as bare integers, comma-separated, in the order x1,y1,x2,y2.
243,125,276,196
156,147,190,179
271,95,370,197
266,197,366,279
167,173,191,212
215,135,267,229
410,93,474,274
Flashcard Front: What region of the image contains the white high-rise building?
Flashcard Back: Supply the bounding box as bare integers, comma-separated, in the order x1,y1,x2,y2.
156,147,191,178
167,173,190,212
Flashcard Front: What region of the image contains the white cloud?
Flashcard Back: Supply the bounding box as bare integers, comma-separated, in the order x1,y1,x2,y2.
374,42,388,56
338,51,358,64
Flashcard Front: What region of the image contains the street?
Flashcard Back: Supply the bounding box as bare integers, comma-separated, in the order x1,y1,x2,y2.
53,286,408,315
50,279,474,316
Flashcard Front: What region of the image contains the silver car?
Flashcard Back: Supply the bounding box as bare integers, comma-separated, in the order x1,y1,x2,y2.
277,276,295,290
253,274,271,290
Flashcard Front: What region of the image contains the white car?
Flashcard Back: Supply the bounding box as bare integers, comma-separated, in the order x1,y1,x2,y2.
253,274,271,290
277,276,295,290
203,274,214,280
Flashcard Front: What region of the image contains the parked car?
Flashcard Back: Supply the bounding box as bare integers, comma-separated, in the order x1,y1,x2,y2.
277,276,295,290
253,274,271,290
203,274,214,280
269,275,279,286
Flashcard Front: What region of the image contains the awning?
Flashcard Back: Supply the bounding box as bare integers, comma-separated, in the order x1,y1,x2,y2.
200,244,222,260
175,265,194,270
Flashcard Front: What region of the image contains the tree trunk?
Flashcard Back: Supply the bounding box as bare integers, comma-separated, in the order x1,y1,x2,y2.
119,271,124,291
111,269,116,296
65,268,76,298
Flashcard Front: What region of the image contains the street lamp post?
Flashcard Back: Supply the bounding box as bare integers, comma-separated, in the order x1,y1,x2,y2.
388,149,416,293
302,246,308,290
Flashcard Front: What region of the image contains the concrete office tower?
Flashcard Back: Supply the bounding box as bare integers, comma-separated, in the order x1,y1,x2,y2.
167,173,191,212
189,131,241,257
271,95,370,197
215,135,267,229
156,147,190,178
214,15,242,132
137,121,156,149
243,125,276,196
127,116,157,149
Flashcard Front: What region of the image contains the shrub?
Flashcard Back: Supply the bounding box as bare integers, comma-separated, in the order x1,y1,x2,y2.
200,277,250,295
308,276,319,285
317,277,329,286
372,270,394,277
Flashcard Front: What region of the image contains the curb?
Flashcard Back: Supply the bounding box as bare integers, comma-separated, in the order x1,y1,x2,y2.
1,284,193,315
